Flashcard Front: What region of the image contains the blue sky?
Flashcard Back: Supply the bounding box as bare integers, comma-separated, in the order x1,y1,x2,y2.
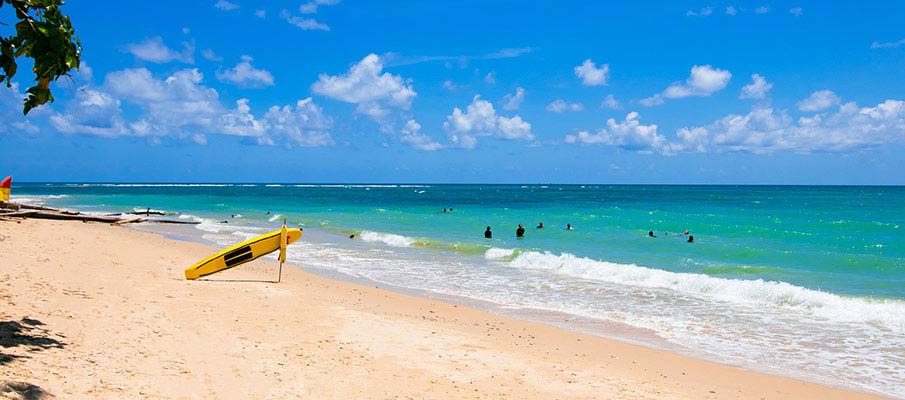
1,0,904,183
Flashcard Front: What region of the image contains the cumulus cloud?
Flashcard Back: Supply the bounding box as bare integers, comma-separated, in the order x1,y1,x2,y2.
300,0,339,14
789,7,803,16
484,72,496,84
255,9,266,18
601,94,621,109
686,7,713,16
262,98,334,146
546,99,584,113
49,88,128,137
676,100,905,153
124,37,194,64
565,112,673,154
442,80,456,91
642,65,731,106
280,9,330,31
444,95,533,148
1,83,40,134
400,119,442,150
725,6,738,15
501,87,525,110
574,59,609,86
871,38,905,49
215,55,275,88
740,74,773,100
797,90,840,112
214,0,239,11
312,53,416,119
202,49,223,62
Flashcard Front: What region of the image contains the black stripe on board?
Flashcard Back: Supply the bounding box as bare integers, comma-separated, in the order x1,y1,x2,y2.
224,245,252,262
225,251,254,267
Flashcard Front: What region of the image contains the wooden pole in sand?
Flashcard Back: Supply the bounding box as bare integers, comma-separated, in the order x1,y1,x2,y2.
278,220,288,283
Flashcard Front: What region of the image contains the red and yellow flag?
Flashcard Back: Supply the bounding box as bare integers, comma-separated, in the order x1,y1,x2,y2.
0,176,10,202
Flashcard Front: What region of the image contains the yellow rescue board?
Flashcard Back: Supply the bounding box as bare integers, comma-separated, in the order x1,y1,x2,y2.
184,228,302,280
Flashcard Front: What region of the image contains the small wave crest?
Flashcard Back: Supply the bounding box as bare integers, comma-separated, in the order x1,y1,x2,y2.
268,214,282,222
506,251,905,329
359,231,415,247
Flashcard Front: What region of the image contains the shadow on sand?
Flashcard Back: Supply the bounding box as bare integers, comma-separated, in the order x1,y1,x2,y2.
0,381,55,399
0,317,65,366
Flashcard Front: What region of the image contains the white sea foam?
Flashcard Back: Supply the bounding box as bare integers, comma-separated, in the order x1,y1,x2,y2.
484,247,516,260
506,250,905,330
359,231,415,247
268,214,282,222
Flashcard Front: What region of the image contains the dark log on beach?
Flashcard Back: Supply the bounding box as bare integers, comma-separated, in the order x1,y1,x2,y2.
131,209,167,216
10,203,66,212
112,217,147,226
24,211,126,223
0,211,38,218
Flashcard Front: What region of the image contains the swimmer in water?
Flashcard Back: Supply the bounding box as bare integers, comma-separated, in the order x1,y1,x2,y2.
687,235,695,243
566,223,573,230
649,231,656,237
484,226,492,239
536,222,544,229
516,224,525,238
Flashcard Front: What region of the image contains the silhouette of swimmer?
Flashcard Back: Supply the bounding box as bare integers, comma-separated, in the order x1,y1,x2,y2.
566,224,573,230
349,234,355,239
687,235,695,243
649,231,656,237
684,230,690,236
536,222,544,229
484,226,492,239
516,224,525,238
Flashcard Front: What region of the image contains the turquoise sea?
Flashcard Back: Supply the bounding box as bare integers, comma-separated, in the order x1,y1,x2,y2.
12,183,905,397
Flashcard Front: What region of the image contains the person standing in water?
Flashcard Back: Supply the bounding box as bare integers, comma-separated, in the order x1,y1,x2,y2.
516,224,526,238
687,235,695,243
484,226,493,239
566,223,574,230
536,222,544,229
649,231,656,237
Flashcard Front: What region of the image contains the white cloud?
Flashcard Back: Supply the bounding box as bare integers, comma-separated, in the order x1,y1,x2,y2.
501,87,525,110
676,100,905,153
565,111,672,154
1,83,40,134
443,95,533,148
312,53,416,119
755,6,769,14
484,72,496,84
740,74,773,100
124,37,194,64
49,88,128,137
871,38,905,49
400,119,442,151
219,98,266,137
601,94,621,109
214,0,239,11
789,7,803,16
300,0,339,14
546,99,584,113
215,55,275,88
442,80,456,91
797,90,840,112
574,59,609,86
725,6,738,15
642,65,731,106
686,7,713,16
262,98,334,147
202,49,223,62
280,9,330,31
104,68,222,135
255,9,266,18
381,47,533,67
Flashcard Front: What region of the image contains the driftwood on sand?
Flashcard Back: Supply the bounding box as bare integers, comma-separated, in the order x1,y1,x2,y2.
0,202,199,225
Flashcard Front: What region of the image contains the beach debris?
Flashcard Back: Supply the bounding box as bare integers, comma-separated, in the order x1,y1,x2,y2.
0,203,198,225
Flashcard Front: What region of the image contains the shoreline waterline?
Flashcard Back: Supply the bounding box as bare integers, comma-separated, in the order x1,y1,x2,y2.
9,184,905,398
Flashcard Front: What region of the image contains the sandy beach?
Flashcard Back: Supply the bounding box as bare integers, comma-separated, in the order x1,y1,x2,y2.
0,219,889,399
